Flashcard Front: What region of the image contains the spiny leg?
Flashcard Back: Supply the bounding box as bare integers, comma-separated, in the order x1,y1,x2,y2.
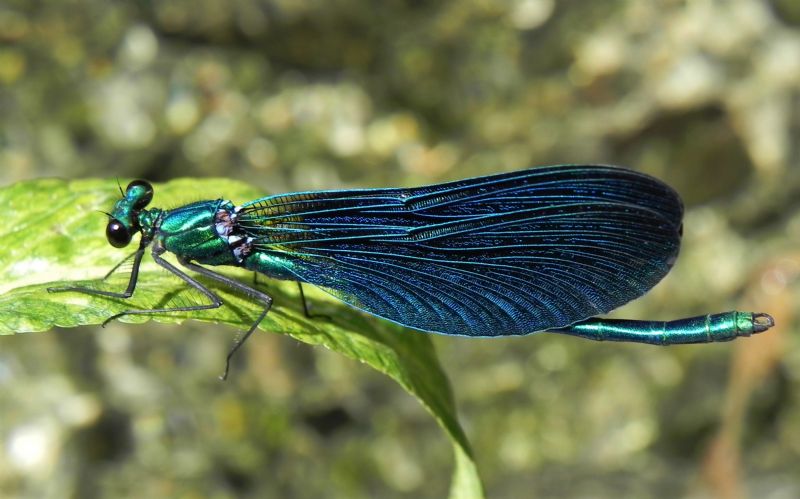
253,275,327,320
100,246,226,326
252,271,270,291
297,282,331,321
50,238,272,380
101,249,142,280
178,258,273,381
47,243,147,299
49,242,231,369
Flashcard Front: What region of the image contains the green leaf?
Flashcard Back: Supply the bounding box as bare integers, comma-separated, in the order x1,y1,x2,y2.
0,177,484,499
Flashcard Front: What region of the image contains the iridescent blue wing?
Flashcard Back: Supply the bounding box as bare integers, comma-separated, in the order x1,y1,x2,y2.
237,165,683,337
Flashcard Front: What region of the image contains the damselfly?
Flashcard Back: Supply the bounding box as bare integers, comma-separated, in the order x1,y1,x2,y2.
49,165,774,379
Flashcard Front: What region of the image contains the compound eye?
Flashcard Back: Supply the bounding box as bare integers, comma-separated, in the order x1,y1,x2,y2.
106,219,132,248
126,180,153,209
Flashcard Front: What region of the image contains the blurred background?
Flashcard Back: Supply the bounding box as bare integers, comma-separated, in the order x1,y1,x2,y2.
1,0,799,497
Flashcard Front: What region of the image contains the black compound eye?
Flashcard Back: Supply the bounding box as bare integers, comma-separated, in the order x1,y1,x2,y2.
106,219,132,248
126,180,153,209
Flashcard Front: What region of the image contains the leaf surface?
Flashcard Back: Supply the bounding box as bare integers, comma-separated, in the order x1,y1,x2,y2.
0,177,483,499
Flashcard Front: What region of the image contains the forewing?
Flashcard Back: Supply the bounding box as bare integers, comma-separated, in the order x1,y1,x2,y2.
237,165,683,336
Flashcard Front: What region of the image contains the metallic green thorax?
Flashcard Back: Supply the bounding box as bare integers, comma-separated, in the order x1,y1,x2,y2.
112,190,297,279
157,201,234,266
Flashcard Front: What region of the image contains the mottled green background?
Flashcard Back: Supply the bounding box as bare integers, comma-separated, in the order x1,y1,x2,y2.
1,1,799,498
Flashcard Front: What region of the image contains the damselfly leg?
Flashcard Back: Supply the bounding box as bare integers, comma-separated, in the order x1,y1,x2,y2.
49,240,273,380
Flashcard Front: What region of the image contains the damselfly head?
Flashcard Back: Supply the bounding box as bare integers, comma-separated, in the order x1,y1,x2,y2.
126,179,154,208
106,180,155,248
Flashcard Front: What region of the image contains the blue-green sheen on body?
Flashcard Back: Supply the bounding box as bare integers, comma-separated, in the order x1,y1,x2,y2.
87,167,772,345
152,199,300,279
553,312,760,344
243,251,298,281
158,200,239,266
47,170,775,383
